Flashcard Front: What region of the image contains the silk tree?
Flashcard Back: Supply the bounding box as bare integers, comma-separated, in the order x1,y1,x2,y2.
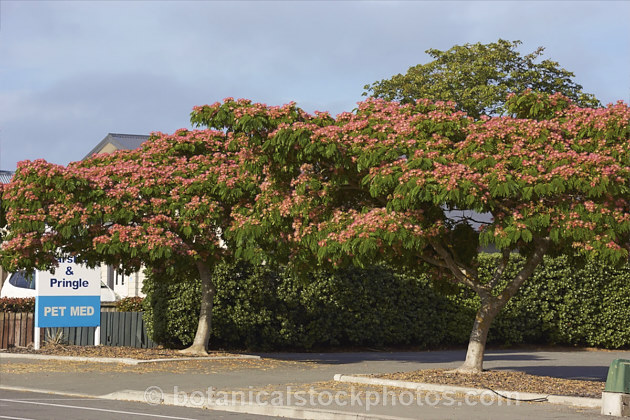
194,92,629,372
0,121,300,354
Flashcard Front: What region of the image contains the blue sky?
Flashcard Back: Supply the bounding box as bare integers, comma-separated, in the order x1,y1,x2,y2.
1,0,628,171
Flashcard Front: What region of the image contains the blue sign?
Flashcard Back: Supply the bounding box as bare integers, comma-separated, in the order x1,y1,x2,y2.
35,295,101,327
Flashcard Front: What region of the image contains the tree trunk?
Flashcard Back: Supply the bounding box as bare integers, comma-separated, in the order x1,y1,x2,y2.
455,296,504,373
0,267,7,291
180,261,215,355
455,240,550,373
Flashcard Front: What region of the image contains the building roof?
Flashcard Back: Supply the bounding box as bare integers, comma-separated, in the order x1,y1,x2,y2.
83,133,150,159
0,170,14,184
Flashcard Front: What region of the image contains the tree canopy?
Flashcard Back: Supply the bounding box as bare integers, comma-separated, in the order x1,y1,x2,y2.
0,124,285,353
2,91,628,368
363,39,600,118
193,92,629,371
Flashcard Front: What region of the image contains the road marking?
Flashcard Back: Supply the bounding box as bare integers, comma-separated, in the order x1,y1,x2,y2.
0,415,37,420
0,399,200,420
0,398,95,401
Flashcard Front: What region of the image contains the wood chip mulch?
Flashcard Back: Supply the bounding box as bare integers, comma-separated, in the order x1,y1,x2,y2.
0,344,240,360
372,368,604,399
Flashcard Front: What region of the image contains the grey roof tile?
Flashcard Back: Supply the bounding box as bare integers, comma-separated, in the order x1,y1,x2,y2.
107,133,150,150
0,170,14,184
83,133,150,159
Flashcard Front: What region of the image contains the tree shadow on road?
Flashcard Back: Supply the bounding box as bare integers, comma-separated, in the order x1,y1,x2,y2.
255,349,550,365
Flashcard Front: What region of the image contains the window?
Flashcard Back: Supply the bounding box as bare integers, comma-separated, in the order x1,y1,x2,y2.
8,271,35,289
115,270,125,286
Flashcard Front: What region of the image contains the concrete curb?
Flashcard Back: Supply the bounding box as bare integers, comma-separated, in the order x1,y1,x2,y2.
103,389,409,420
0,385,409,420
0,352,260,365
0,385,94,399
333,374,602,409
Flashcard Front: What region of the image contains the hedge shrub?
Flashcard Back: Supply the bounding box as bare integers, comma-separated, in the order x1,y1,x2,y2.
142,255,630,350
0,297,35,312
142,266,202,348
272,265,456,349
143,263,463,350
115,296,145,312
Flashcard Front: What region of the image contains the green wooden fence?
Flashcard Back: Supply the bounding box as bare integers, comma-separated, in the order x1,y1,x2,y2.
1,311,156,349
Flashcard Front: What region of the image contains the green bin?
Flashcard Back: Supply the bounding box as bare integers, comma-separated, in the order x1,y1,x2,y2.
604,359,630,394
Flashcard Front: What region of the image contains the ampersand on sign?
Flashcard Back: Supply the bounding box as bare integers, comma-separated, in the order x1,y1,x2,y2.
66,267,74,275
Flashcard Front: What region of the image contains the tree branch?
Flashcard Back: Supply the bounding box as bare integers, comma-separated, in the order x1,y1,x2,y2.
489,248,511,290
419,254,450,269
338,182,388,207
496,237,550,306
446,210,492,227
429,239,482,293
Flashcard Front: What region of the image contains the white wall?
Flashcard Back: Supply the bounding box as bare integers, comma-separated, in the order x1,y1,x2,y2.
101,263,145,299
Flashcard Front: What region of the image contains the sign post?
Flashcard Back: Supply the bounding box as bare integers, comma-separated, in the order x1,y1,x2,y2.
34,257,101,349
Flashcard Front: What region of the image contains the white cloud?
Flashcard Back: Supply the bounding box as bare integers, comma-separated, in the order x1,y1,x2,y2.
0,0,628,170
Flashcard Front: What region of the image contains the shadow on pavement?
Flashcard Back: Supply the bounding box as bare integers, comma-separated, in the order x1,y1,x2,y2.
256,350,549,365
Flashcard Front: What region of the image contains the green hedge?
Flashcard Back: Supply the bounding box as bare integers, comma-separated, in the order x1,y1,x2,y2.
143,263,458,350
142,255,630,350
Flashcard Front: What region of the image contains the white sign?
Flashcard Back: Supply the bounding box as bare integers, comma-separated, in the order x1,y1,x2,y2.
35,256,101,329
37,256,100,297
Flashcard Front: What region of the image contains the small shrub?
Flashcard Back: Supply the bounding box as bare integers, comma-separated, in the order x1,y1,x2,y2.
45,328,67,346
116,296,144,312
0,297,35,312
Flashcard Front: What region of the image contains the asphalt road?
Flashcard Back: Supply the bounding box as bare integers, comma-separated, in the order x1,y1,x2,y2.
2,348,629,419
0,389,277,420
